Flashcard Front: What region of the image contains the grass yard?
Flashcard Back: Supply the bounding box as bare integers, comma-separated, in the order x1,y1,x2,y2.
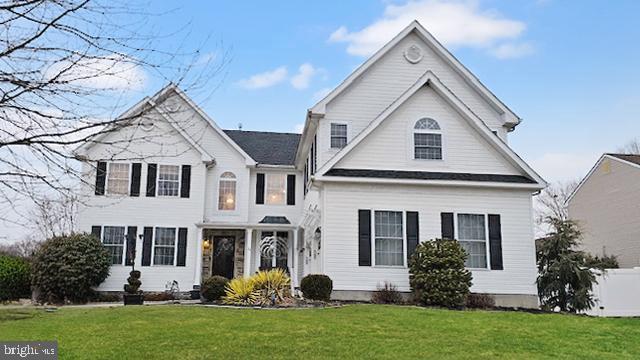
0,304,638,359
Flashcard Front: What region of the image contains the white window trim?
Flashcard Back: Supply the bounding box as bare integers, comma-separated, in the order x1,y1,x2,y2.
262,173,288,206
105,162,131,196
412,118,444,161
371,209,407,268
156,164,181,197
100,225,127,266
151,226,178,267
453,212,491,270
218,172,237,211
329,122,349,149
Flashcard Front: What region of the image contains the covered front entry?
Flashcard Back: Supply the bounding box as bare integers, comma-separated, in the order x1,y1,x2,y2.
197,224,300,287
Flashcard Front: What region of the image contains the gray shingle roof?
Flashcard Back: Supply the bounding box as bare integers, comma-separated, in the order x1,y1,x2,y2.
259,216,291,224
325,168,536,184
224,130,300,166
608,153,640,166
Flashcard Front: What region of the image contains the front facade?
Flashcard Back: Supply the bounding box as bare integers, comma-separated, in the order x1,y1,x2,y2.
568,153,640,268
76,21,545,307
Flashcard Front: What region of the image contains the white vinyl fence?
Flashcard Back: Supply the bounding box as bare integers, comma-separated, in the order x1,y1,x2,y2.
585,267,640,317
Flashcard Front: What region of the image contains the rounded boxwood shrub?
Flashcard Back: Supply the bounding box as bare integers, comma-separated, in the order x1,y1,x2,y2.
201,275,229,302
31,233,111,304
409,239,472,308
0,254,31,301
300,274,333,301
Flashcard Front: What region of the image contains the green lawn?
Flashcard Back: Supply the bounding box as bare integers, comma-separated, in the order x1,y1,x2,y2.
0,304,638,359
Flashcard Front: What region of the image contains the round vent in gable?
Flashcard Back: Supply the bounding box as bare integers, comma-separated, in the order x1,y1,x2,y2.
404,44,423,64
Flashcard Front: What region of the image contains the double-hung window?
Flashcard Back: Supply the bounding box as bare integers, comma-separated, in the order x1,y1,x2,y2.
457,214,488,269
330,123,347,149
102,226,126,265
413,118,442,160
153,227,176,265
157,165,180,196
374,211,404,266
266,173,286,205
218,172,237,210
106,163,130,195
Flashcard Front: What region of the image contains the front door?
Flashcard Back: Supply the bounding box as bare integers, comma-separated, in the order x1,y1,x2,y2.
212,236,235,279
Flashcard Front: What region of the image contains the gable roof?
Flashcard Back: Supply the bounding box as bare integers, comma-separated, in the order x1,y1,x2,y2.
224,130,300,166
311,20,520,127
567,153,640,204
315,70,546,188
325,168,535,184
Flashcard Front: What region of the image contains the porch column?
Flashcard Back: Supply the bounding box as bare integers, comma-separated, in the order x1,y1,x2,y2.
194,227,203,287
243,228,253,278
291,228,298,288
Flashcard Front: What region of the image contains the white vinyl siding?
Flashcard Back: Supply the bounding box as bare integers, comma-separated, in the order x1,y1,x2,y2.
153,227,177,266
374,211,404,266
457,214,488,269
106,163,130,195
102,226,126,265
158,165,180,197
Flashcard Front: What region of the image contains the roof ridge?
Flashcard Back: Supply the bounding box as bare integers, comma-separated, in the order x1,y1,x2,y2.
223,129,300,136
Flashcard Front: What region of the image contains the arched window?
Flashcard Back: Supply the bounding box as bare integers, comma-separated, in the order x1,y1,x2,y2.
413,118,442,160
218,172,236,210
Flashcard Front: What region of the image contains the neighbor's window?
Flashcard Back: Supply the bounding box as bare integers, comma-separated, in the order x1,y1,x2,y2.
374,211,404,266
414,118,442,160
218,172,237,210
266,173,286,205
157,165,180,196
106,163,130,195
457,214,488,269
102,226,126,265
153,227,176,266
330,123,347,149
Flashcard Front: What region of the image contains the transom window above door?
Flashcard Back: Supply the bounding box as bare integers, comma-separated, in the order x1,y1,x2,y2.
413,118,442,160
330,123,347,149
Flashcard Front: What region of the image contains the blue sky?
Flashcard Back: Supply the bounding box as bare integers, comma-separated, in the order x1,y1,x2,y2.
134,0,638,184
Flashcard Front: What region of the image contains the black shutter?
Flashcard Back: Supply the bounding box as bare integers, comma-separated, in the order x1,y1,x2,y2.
141,227,153,266
488,214,504,270
180,165,191,198
406,211,419,262
441,212,454,240
177,228,188,267
125,226,137,266
95,162,107,195
358,209,372,266
287,174,296,205
130,163,141,197
146,164,157,197
256,173,265,204
91,226,102,240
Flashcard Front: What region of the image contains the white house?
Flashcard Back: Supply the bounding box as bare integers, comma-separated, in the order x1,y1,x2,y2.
76,21,546,308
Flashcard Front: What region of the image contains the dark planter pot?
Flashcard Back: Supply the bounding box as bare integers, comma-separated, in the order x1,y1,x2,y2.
190,290,201,300
123,294,144,305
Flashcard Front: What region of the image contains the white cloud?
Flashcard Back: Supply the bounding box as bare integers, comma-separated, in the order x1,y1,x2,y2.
329,0,528,58
45,55,147,91
530,152,600,183
489,42,535,59
237,66,288,89
293,123,305,133
312,87,333,102
291,63,317,90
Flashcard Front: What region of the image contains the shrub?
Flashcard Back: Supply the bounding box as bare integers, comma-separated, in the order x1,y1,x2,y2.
251,269,291,304
0,254,31,301
584,254,619,270
465,293,495,309
201,276,229,302
300,274,333,301
371,282,403,304
222,277,259,306
124,270,142,294
409,239,472,308
91,292,121,302
31,233,111,304
143,292,174,301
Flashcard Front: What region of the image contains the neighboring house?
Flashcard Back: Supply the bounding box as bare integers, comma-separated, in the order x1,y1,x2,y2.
568,153,640,268
75,21,546,308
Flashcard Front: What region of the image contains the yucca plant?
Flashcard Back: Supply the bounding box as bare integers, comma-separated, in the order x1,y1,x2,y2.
251,268,291,304
222,278,259,306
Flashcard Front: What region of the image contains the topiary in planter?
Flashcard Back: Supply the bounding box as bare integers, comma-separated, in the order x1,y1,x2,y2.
300,274,333,301
31,233,111,304
409,239,472,308
200,275,228,302
0,254,31,301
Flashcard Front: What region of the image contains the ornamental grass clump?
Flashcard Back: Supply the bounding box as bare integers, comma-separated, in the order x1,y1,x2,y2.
222,277,259,306
251,268,290,305
409,239,472,309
